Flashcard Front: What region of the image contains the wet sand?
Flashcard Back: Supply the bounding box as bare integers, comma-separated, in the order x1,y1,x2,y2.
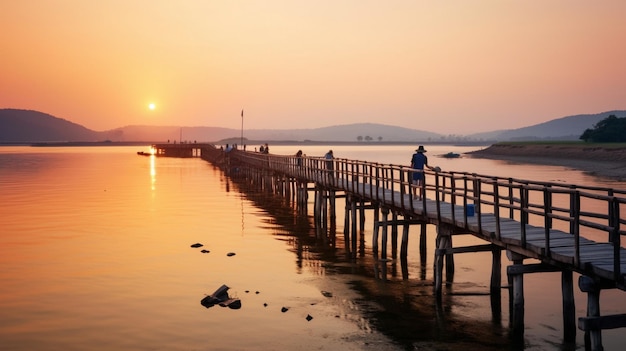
467,143,626,181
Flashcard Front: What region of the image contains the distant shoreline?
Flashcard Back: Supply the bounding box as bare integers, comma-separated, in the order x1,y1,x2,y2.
0,141,155,147
2,140,493,147
467,142,626,181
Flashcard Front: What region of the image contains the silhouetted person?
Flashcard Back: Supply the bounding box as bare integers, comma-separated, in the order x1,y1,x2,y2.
410,145,435,199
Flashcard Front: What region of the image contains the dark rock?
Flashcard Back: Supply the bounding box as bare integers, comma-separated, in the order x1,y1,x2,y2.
200,284,230,308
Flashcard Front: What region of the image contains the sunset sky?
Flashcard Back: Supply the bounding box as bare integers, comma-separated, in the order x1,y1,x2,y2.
1,1,625,135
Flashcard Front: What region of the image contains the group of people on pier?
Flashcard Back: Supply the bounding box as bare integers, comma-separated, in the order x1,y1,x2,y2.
223,143,436,199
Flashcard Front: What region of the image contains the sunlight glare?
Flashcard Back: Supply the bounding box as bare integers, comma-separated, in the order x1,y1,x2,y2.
148,103,156,110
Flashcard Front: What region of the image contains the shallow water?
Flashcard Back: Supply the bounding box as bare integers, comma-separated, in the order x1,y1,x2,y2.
1,145,625,350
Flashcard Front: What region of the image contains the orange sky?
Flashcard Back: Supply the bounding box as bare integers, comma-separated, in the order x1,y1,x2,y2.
1,1,625,135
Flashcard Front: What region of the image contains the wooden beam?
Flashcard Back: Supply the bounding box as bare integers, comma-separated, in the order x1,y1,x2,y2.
435,244,499,255
579,314,626,331
376,219,427,226
507,263,562,275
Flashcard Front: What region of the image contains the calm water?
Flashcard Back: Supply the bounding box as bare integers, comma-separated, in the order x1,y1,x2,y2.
1,145,625,351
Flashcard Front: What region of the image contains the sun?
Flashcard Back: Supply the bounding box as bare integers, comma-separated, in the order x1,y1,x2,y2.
148,103,156,110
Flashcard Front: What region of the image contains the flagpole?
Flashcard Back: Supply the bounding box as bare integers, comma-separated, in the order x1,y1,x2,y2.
240,109,244,147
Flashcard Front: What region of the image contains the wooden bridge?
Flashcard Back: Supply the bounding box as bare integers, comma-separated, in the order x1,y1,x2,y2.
155,143,626,350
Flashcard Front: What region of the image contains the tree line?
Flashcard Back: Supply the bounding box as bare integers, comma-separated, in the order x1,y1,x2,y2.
580,115,626,142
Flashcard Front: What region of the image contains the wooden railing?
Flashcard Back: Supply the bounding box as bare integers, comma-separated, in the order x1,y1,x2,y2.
221,149,626,284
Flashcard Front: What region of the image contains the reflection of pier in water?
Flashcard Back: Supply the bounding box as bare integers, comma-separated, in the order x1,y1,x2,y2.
152,143,626,351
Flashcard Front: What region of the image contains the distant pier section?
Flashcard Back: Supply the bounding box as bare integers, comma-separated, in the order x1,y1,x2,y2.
150,143,218,158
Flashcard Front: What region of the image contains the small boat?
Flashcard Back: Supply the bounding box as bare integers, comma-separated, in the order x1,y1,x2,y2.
442,152,461,158
137,151,152,156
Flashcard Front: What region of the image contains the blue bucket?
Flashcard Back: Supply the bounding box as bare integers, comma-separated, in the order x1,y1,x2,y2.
466,204,475,217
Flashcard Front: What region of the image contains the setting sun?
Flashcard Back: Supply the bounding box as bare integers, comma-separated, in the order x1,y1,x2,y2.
148,103,155,110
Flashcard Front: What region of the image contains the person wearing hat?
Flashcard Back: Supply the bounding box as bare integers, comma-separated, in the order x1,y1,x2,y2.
410,145,435,199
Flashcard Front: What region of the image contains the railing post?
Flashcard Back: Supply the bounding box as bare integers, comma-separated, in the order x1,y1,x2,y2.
608,189,616,242
520,185,528,247
475,178,482,233
508,178,515,219
349,162,355,193
610,196,621,282
544,186,553,258
569,185,576,234
399,166,406,210
390,167,396,205
493,178,501,240
435,173,442,224
572,191,581,267
375,166,381,202
449,172,457,225
463,175,469,228
366,164,371,198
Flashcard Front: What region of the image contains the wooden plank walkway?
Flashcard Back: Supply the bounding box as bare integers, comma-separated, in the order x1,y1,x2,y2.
335,176,626,283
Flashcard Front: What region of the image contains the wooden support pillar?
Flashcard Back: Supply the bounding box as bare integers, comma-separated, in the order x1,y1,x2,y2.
359,199,366,233
445,234,455,283
315,189,323,239
286,178,291,199
434,225,453,298
400,221,410,258
562,270,576,343
321,190,328,235
352,200,365,258
490,247,503,324
380,208,390,260
313,188,320,227
329,190,336,234
372,206,380,256
350,198,358,259
511,268,525,342
391,212,398,259
507,251,525,342
419,223,427,266
344,195,351,247
579,276,603,351
491,248,502,296
297,182,308,214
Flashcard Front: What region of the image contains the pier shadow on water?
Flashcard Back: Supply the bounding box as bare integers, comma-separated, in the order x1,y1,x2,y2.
227,176,533,351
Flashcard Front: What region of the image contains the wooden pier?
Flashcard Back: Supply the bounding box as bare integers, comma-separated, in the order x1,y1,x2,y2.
151,142,212,157
153,143,626,350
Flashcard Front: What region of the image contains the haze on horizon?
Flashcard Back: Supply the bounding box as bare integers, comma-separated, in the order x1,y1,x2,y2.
1,1,625,135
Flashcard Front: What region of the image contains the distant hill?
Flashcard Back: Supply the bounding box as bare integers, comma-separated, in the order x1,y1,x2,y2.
0,108,444,143
468,110,626,141
238,123,442,143
1,108,625,143
0,109,104,142
101,123,442,143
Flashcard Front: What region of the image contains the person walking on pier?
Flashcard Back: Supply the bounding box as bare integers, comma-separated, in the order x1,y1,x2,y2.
295,150,303,166
410,145,435,199
324,150,335,184
324,150,334,169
